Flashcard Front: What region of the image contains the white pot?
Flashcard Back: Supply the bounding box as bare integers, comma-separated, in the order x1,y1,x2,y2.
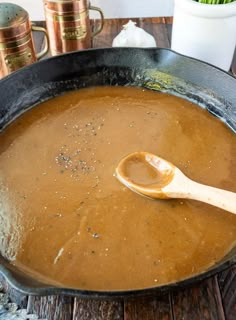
171,0,236,71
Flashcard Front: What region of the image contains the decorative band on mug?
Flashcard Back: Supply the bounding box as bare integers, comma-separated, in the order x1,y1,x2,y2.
0,33,31,50
49,10,88,22
4,47,33,72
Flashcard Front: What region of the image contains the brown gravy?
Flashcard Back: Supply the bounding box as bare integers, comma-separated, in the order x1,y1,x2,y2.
0,86,236,290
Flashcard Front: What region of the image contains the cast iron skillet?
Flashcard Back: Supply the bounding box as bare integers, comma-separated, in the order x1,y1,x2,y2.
0,48,236,299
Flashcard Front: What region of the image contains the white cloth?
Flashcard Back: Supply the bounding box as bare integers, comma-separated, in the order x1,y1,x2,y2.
112,20,156,47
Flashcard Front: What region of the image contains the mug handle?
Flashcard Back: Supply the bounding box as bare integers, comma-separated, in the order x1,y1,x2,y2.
89,5,104,37
31,25,49,60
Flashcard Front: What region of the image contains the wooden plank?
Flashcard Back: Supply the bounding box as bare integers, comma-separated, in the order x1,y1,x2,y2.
218,265,236,320
73,298,124,320
172,276,225,320
0,274,28,309
139,17,170,48
124,294,173,320
164,17,173,47
92,19,118,48
27,295,74,320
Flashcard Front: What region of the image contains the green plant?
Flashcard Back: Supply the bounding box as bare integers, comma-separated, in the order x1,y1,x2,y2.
195,0,235,3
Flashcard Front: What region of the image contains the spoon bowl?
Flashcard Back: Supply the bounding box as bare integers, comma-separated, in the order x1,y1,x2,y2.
115,152,176,199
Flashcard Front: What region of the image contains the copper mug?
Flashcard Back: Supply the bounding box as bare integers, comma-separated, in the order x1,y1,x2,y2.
43,0,104,56
0,3,49,79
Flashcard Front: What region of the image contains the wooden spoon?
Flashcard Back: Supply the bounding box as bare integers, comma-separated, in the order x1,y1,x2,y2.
115,151,236,214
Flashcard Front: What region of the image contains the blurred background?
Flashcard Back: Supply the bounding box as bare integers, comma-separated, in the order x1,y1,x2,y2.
5,0,175,20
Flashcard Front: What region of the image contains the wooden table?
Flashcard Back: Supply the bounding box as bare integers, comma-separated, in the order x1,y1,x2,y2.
1,18,236,320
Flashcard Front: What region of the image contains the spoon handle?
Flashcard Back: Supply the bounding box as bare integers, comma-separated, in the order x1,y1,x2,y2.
184,180,236,215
